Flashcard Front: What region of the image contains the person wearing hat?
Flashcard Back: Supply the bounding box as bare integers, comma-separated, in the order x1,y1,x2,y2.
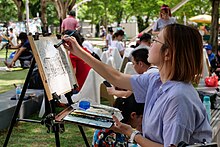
204,44,215,62
61,10,80,33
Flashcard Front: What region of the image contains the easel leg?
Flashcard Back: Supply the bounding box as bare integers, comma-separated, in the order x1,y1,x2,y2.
3,59,36,147
49,98,61,147
78,125,90,147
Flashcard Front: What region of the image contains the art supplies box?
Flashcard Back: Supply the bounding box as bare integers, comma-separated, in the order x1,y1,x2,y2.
60,104,123,129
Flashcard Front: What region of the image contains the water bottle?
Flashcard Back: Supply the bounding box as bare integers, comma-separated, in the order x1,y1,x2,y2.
203,96,211,122
15,85,22,100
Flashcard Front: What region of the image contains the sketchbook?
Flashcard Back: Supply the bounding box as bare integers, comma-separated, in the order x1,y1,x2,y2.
61,104,123,129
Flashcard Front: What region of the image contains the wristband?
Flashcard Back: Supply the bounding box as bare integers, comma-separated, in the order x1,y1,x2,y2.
129,130,142,143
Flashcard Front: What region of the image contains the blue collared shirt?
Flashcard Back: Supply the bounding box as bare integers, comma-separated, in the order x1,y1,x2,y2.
131,72,212,147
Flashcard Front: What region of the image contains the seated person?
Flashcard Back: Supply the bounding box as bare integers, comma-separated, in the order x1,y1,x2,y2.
4,32,33,68
135,33,151,50
132,33,144,48
210,47,220,78
107,48,158,98
92,95,144,147
204,44,215,63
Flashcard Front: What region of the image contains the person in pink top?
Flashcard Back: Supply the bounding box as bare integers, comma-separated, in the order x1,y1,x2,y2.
61,10,80,33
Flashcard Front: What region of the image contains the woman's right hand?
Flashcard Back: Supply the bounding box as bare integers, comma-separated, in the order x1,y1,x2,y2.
63,36,82,55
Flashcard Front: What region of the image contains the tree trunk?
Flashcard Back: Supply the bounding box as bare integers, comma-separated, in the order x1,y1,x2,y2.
210,0,220,53
41,0,47,34
13,0,24,21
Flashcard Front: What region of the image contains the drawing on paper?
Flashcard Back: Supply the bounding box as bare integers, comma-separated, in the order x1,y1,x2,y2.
31,37,77,97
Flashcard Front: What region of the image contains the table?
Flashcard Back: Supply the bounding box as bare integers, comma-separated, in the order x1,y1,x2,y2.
211,102,220,146
196,85,220,145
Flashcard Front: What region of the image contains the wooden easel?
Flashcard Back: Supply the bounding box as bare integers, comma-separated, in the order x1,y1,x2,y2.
3,36,90,147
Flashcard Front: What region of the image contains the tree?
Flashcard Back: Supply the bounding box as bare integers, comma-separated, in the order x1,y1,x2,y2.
29,0,41,18
0,0,17,22
210,0,219,53
12,0,25,21
41,0,47,34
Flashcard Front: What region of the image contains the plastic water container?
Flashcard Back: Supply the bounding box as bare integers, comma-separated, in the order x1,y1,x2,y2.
15,85,22,99
203,96,211,122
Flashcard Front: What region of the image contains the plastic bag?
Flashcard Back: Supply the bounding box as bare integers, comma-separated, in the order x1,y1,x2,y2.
205,75,218,87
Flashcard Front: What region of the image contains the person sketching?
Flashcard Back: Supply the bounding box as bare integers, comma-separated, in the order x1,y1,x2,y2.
63,24,212,147
152,4,176,35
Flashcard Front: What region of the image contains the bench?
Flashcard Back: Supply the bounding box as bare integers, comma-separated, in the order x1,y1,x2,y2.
0,89,44,130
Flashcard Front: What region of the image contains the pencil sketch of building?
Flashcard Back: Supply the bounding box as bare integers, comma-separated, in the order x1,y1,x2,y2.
33,37,77,96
